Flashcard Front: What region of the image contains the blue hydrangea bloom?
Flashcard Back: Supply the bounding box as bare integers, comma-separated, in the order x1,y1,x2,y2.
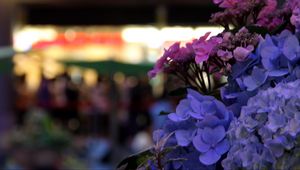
222,30,300,116
166,89,233,165
222,80,300,170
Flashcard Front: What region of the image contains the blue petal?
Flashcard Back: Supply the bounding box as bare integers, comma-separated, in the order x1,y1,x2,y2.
193,134,210,153
215,139,230,155
190,100,204,119
199,149,221,165
267,113,286,132
243,67,268,91
201,101,216,115
231,54,260,79
187,88,214,102
261,46,280,70
268,69,289,77
202,126,226,145
175,130,193,146
261,46,280,60
168,112,189,122
176,99,190,115
197,115,221,128
168,99,191,121
283,35,300,61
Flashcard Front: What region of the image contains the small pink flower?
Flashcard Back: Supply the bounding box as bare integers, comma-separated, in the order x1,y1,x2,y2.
148,41,196,78
222,32,232,42
233,45,254,62
193,33,222,63
148,42,180,78
217,50,233,61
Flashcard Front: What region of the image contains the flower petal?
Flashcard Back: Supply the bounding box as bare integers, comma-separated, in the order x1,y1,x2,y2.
199,149,221,165
175,130,193,146
193,134,210,153
202,126,226,145
168,112,189,122
215,139,230,155
283,35,300,61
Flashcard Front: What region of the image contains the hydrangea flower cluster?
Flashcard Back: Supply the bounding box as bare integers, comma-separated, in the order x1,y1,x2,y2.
222,30,300,116
119,1,300,170
164,89,233,166
222,80,300,170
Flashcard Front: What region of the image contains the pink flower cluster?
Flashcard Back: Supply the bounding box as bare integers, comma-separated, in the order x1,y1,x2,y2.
210,0,300,32
210,0,266,28
148,27,261,80
148,42,194,78
192,32,222,63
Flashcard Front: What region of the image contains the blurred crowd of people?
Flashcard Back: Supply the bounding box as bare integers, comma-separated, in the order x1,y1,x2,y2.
5,72,177,169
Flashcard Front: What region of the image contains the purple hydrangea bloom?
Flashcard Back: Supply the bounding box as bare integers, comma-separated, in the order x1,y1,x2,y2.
222,80,300,170
193,126,230,165
167,89,233,165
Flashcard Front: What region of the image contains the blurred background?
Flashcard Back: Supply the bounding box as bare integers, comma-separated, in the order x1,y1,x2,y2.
0,0,221,169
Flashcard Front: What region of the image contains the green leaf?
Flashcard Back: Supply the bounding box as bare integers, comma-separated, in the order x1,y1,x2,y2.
168,87,187,96
117,148,154,170
246,26,269,36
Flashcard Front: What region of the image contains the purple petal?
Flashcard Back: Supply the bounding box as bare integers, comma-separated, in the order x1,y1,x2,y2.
195,54,209,63
243,76,257,91
190,100,204,119
261,46,280,70
199,149,221,165
267,113,286,132
261,45,281,61
176,99,190,115
187,89,214,102
197,115,221,128
243,67,268,91
202,126,226,145
175,130,192,146
201,101,216,115
168,112,189,122
283,35,300,61
192,134,210,153
215,139,230,155
268,69,289,77
168,99,191,121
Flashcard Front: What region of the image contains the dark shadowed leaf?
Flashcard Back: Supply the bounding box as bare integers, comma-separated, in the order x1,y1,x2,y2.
117,148,154,170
